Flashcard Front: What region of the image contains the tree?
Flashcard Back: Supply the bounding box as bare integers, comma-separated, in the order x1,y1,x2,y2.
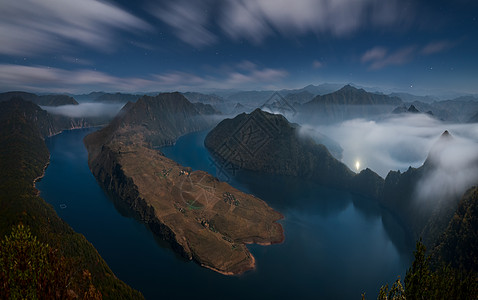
404,239,431,299
377,277,406,300
0,224,101,299
373,239,478,300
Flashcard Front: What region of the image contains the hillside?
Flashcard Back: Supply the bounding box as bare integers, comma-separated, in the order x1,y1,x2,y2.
84,93,284,275
0,99,143,299
431,186,478,273
0,91,78,106
205,109,383,199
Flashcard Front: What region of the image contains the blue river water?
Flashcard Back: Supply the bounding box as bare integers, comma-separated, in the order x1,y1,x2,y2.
37,128,413,299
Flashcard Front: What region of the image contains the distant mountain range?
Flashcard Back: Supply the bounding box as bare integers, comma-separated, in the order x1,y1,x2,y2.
62,83,478,124
297,85,402,123
392,104,432,115
0,91,78,106
74,92,141,103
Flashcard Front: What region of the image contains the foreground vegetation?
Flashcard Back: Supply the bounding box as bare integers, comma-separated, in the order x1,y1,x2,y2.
0,224,102,299
369,239,478,300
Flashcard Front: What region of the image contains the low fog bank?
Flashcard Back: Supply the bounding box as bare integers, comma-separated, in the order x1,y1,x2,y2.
308,114,478,178
41,102,125,118
416,133,478,203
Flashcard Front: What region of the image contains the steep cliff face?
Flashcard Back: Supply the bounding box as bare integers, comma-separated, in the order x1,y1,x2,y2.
89,145,191,258
84,93,284,275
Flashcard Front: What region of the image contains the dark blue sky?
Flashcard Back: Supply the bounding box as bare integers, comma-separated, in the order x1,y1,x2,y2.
1,0,477,95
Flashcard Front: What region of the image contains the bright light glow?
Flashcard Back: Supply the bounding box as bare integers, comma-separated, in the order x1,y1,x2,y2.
355,160,360,171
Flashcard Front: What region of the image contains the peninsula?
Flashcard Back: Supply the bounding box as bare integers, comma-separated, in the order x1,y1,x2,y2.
84,93,284,275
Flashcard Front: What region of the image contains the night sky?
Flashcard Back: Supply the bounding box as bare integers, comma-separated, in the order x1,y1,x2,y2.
1,0,477,95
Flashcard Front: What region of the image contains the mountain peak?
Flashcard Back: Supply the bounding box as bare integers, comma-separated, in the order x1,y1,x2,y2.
339,84,358,92
424,130,454,167
407,104,420,113
440,130,452,140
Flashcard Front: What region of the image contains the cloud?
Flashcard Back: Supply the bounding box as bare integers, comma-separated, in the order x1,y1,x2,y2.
152,71,208,87
237,60,258,71
150,0,216,47
312,60,323,69
219,0,272,44
421,40,453,55
42,103,124,118
361,47,387,63
416,134,478,203
312,114,478,179
148,0,413,46
362,40,456,70
0,64,155,93
364,46,416,70
226,68,288,85
0,62,288,93
152,63,288,89
0,0,151,56
219,0,413,42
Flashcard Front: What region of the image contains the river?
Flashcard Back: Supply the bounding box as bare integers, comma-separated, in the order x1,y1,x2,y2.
37,128,413,299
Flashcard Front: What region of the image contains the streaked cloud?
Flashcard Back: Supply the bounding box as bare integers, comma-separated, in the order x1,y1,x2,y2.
421,40,454,55
361,47,387,63
0,62,288,93
149,0,413,46
362,40,456,70
149,0,216,47
0,0,151,56
366,46,416,70
222,0,413,41
0,64,154,93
